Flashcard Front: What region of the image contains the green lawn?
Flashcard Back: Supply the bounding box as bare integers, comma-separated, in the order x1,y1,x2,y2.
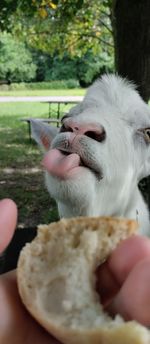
0,88,85,96
0,88,85,228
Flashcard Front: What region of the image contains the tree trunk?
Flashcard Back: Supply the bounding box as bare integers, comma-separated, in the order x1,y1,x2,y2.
112,0,150,102
112,0,150,209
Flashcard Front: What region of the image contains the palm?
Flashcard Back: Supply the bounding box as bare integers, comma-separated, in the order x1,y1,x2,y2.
0,271,60,344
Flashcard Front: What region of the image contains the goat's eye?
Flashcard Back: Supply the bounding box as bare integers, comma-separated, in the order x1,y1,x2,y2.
144,128,150,143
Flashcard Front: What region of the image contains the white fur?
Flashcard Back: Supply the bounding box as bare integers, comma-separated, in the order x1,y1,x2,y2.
31,75,150,236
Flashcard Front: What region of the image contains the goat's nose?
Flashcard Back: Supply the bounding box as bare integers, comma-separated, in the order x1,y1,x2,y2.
60,119,106,142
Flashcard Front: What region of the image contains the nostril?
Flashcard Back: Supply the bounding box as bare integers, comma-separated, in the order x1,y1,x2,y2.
85,129,106,142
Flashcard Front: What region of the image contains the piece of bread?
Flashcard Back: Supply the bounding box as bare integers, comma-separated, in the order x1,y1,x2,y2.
17,216,150,344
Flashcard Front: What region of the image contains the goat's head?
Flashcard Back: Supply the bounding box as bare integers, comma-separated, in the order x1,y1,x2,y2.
31,75,150,218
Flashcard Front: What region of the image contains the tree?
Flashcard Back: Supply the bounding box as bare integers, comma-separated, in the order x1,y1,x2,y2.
111,0,150,208
2,1,113,85
0,32,37,82
1,0,150,101
5,1,113,63
112,0,150,102
0,0,35,31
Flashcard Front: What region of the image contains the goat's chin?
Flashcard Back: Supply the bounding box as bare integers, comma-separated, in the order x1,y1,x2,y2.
45,169,97,207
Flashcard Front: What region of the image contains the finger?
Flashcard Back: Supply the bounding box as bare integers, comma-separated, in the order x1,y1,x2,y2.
96,261,120,306
0,199,18,253
96,235,150,305
108,235,150,284
107,258,150,326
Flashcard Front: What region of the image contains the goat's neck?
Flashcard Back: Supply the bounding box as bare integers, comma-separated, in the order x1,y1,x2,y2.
57,183,149,236
57,183,139,218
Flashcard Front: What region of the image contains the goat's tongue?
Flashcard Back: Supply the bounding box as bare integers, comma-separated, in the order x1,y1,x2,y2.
42,148,81,178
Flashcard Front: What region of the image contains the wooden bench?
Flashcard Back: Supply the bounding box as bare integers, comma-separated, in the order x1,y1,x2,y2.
21,118,61,142
0,95,83,141
0,96,83,119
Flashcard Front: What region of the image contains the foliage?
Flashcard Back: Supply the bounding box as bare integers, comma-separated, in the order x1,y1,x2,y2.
31,50,114,86
31,50,53,81
6,79,80,90
40,0,112,57
0,32,37,82
0,87,85,97
0,0,35,31
0,28,113,85
0,1,114,85
74,50,113,86
45,55,77,81
1,1,114,60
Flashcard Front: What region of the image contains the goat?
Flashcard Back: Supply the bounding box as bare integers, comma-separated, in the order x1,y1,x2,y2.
31,74,150,235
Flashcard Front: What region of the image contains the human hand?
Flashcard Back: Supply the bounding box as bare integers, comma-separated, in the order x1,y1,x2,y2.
1,199,150,344
0,199,60,344
0,198,17,253
97,234,150,326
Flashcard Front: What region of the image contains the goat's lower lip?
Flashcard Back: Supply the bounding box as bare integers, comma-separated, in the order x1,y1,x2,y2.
42,148,102,180
42,149,81,179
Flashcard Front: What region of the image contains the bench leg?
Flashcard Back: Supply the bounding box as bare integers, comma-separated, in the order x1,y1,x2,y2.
57,103,60,127
49,103,51,118
27,121,32,143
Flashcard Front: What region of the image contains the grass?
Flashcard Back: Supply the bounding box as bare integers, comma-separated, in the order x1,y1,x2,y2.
0,88,85,228
0,88,85,96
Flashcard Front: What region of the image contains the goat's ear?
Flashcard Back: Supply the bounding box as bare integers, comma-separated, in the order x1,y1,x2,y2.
30,119,58,151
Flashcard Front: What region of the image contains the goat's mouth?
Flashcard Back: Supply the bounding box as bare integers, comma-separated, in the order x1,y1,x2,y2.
59,147,102,180
42,147,102,181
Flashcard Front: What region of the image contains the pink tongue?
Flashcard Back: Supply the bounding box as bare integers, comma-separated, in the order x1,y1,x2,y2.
42,149,81,178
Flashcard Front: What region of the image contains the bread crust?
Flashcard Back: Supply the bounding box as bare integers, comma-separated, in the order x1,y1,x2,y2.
17,216,150,344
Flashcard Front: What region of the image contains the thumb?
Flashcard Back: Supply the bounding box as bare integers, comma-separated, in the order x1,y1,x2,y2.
0,199,18,253
107,258,150,326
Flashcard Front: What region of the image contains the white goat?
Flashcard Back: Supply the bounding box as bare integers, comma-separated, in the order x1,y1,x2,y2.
31,74,150,235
